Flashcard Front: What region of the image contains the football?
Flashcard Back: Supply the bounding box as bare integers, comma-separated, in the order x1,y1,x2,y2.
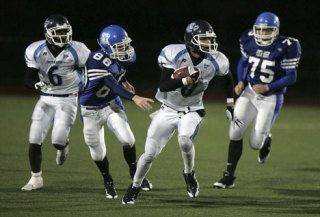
171,66,190,79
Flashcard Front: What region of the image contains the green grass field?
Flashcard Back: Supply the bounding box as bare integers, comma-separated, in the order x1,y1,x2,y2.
0,95,319,217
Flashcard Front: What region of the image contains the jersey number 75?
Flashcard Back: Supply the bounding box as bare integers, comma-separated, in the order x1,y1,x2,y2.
248,56,275,83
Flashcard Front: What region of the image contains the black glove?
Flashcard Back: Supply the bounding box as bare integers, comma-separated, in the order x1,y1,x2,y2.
181,83,198,97
226,106,234,121
189,67,201,83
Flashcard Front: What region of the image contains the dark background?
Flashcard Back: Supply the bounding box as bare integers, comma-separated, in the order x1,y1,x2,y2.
1,0,319,102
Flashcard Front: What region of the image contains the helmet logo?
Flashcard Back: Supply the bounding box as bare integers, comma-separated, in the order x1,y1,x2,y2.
186,22,199,33
101,32,110,45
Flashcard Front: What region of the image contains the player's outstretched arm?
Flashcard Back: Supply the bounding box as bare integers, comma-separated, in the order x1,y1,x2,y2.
122,81,135,94
132,95,154,111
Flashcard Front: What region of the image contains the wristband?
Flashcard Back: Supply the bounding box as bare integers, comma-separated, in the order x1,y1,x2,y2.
227,98,234,103
182,78,188,86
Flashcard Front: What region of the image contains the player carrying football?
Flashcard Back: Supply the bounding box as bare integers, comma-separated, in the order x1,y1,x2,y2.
122,20,234,204
214,12,301,189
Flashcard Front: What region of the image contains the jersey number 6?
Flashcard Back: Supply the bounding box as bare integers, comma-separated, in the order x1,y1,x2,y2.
48,66,62,86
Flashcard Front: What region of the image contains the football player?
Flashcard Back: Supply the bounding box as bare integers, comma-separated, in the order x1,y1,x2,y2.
122,20,235,204
79,25,154,199
213,12,301,189
22,14,90,191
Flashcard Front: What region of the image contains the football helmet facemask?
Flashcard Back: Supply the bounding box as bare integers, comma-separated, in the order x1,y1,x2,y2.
44,14,72,48
98,25,134,61
253,12,280,46
184,20,218,54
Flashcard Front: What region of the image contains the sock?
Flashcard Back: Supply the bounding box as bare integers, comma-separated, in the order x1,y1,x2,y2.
94,157,113,182
29,143,42,173
226,139,243,176
123,145,137,178
181,145,195,174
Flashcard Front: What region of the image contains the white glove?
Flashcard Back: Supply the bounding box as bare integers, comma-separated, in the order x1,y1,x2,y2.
34,81,49,91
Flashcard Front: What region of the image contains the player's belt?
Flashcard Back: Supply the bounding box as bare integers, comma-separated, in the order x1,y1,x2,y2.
81,104,109,110
40,92,78,97
162,104,190,114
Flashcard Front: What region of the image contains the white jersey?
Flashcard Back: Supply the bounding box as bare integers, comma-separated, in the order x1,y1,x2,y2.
156,44,229,111
25,40,90,94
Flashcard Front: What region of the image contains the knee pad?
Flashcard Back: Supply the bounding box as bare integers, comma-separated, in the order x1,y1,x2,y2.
249,133,265,150
88,144,106,162
143,138,162,163
178,135,193,153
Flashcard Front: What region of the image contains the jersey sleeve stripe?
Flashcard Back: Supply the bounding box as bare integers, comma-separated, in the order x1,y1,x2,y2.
89,74,109,80
33,42,46,63
207,55,220,72
174,49,188,63
281,66,297,69
159,50,173,64
282,58,300,62
240,44,248,57
67,46,79,65
87,69,110,73
281,61,300,67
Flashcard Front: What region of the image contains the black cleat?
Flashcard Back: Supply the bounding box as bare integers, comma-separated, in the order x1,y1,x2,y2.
183,170,199,198
258,134,272,164
141,178,153,191
122,184,141,205
213,171,236,189
104,181,118,199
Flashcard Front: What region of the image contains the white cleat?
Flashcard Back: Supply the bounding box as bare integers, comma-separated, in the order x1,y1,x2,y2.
21,176,43,191
56,146,69,165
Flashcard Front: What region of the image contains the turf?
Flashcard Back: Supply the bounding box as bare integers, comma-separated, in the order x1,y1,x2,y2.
0,95,319,217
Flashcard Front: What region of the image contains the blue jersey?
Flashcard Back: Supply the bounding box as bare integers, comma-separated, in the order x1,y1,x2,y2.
239,30,301,95
79,49,136,108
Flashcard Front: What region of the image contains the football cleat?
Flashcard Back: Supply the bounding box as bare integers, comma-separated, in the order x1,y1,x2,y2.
183,170,199,198
258,134,272,164
21,175,43,191
213,171,236,189
104,181,118,199
122,184,141,205
141,178,153,191
56,145,69,165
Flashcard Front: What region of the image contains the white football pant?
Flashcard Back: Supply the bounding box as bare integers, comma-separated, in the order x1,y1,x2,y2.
133,105,202,187
229,85,283,149
29,95,77,146
81,104,135,162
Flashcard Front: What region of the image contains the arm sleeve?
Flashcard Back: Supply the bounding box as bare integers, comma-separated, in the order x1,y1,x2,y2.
24,67,39,89
158,67,184,92
103,75,135,100
268,69,297,91
224,72,235,98
237,55,249,82
269,39,301,91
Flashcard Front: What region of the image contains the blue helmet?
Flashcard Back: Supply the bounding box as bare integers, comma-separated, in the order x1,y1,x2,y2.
98,25,134,61
253,12,280,46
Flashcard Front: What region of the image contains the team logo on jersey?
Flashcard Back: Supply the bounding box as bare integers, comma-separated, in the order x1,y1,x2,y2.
101,32,110,45
63,54,69,59
256,50,270,58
